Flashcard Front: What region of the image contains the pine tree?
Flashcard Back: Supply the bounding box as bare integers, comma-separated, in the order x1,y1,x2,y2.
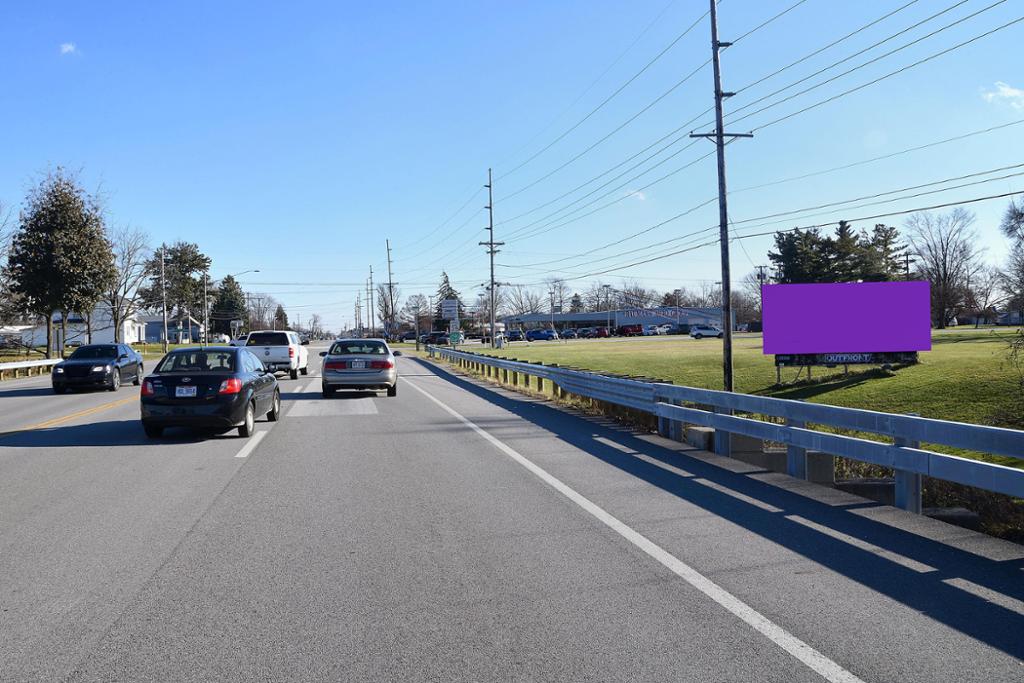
435,271,464,325
210,274,247,335
274,304,289,329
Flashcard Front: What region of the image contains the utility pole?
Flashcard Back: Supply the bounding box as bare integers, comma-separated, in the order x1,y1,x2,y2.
691,0,752,393
756,264,768,315
480,168,503,348
202,269,208,348
386,240,397,339
160,244,169,352
368,266,375,338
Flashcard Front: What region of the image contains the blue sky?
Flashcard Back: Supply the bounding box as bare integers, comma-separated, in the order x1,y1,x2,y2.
2,1,1023,331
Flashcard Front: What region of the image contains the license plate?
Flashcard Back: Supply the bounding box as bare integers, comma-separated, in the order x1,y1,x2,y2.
350,360,366,369
175,386,197,398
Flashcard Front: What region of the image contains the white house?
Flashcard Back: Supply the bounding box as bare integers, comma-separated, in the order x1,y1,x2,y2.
19,305,147,347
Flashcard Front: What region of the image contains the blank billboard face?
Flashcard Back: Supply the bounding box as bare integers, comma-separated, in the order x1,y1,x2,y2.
762,281,931,355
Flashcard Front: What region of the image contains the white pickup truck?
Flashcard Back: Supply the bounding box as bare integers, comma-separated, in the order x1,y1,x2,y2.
246,330,309,379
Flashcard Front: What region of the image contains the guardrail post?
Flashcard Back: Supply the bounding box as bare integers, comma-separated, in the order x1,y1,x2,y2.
786,418,807,479
713,407,731,456
894,432,922,514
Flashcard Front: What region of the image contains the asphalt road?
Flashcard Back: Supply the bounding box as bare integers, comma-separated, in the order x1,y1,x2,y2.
1,344,1023,681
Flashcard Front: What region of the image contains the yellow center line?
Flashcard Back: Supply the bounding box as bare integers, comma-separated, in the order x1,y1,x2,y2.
0,394,139,438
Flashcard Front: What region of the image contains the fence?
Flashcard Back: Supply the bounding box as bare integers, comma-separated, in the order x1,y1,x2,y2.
0,358,62,381
428,346,1024,513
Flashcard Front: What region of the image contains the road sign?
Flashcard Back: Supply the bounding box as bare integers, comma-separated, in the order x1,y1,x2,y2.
441,299,459,321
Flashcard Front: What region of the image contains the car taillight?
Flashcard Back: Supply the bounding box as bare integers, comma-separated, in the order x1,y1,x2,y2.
324,360,346,370
218,378,243,394
370,360,394,369
289,347,295,358
141,380,155,397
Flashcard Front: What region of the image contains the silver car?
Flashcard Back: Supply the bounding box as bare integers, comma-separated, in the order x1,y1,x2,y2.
319,338,400,397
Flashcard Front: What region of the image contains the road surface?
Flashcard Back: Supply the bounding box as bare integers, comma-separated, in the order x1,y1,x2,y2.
1,344,1022,682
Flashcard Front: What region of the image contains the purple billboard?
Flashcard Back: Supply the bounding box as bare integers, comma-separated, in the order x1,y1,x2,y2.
762,281,931,355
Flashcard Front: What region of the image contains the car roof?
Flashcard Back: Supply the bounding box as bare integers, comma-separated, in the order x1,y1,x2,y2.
169,345,237,352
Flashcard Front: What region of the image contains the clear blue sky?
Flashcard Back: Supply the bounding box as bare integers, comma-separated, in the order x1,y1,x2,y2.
2,1,1022,331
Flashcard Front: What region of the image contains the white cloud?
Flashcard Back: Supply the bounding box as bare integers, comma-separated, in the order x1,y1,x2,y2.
629,190,647,201
981,81,1024,110
59,42,76,55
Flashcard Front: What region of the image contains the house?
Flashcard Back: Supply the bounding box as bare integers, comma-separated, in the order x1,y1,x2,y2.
19,305,148,347
139,313,205,344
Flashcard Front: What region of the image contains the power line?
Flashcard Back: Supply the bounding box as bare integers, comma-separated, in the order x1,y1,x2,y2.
496,8,709,182
727,0,978,122
750,13,1024,132
732,0,923,94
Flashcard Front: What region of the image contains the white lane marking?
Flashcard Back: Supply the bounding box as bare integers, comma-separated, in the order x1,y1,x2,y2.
786,515,936,574
289,399,378,417
404,379,865,683
942,577,1024,615
234,430,268,458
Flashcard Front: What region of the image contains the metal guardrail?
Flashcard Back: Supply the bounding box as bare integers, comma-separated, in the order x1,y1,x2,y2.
0,358,61,379
427,346,1024,512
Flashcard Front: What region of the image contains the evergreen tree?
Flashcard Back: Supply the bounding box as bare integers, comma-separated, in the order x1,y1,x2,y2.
434,271,464,325
140,241,211,337
569,293,584,313
274,304,289,329
210,274,247,335
6,169,116,356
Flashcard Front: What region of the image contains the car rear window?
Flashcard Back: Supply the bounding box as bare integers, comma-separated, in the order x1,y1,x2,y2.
156,350,236,373
329,341,388,355
247,332,290,346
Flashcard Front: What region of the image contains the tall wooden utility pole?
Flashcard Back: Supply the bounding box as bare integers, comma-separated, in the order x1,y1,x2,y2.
480,169,503,347
386,240,397,339
368,266,375,338
691,0,751,393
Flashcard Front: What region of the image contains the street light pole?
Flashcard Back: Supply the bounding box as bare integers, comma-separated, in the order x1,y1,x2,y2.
602,284,612,331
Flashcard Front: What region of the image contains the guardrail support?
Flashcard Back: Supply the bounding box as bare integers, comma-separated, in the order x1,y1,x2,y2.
786,418,807,479
894,432,923,514
713,407,731,456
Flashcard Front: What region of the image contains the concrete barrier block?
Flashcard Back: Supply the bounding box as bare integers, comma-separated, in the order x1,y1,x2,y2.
685,426,714,451
730,433,764,454
806,451,835,485
733,449,787,473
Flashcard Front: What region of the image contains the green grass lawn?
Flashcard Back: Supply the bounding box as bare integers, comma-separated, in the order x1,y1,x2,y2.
470,329,1024,431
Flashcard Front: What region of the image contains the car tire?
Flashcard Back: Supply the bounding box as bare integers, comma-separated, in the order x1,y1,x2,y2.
300,366,308,376
109,370,121,391
133,365,142,385
143,424,163,439
387,383,397,397
238,401,255,438
694,334,702,339
322,384,336,398
290,368,299,380
717,333,723,338
267,390,281,421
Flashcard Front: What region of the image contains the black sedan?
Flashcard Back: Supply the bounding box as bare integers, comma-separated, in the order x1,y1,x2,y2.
52,343,144,394
140,346,280,439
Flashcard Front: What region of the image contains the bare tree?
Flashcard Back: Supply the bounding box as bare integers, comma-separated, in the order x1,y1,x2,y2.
376,282,401,337
740,271,764,318
1000,196,1024,243
403,294,431,332
1002,244,1024,326
506,285,543,315
247,294,277,330
692,280,722,308
542,277,571,311
966,266,1001,327
307,313,323,339
906,208,983,328
103,226,151,342
619,278,659,309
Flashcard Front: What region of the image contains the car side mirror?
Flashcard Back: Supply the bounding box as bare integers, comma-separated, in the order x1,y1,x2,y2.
319,351,327,357
393,350,403,357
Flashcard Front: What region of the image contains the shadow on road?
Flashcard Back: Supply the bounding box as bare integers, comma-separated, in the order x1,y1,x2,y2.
0,386,64,399
279,390,382,401
0,419,256,447
410,356,1024,660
